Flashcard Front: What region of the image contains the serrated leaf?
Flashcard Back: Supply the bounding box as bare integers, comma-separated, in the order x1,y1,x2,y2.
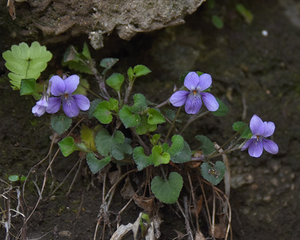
58,136,80,157
106,73,124,92
151,172,183,204
151,145,170,167
133,65,151,77
135,115,157,135
133,147,152,171
201,161,225,185
212,98,228,116
147,108,165,124
167,135,184,156
171,141,192,163
100,58,119,69
195,135,215,155
86,153,111,174
80,125,96,151
3,41,52,89
232,121,252,139
20,78,36,95
131,94,148,113
51,115,72,134
119,105,141,128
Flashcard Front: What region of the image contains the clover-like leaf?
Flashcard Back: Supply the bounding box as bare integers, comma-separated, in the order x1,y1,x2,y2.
119,105,141,128
86,153,111,174
212,98,228,117
133,65,151,77
151,172,183,204
106,73,124,92
51,115,72,135
58,136,80,157
201,161,226,185
195,135,215,155
232,121,252,139
3,41,52,90
147,108,165,125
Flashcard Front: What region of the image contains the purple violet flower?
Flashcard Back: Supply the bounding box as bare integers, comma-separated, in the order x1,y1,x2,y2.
46,75,90,118
32,82,52,117
169,72,219,114
241,114,279,158
32,94,49,117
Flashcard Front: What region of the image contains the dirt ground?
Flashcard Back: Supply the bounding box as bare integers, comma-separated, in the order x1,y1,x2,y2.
1,0,300,239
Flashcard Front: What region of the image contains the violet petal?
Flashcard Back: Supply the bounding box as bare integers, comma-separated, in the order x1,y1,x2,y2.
185,93,202,114
50,76,65,96
62,96,80,117
64,75,80,94
32,105,46,117
241,138,254,151
262,121,275,137
198,73,212,91
250,114,264,136
248,140,264,158
170,91,189,107
73,95,90,111
184,72,200,91
201,92,219,111
46,97,61,114
262,138,279,154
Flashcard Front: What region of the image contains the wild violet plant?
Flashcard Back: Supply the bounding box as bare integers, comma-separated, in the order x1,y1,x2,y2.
2,42,279,204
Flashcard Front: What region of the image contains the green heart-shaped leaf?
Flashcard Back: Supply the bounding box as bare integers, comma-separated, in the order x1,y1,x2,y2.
151,172,183,204
201,161,226,185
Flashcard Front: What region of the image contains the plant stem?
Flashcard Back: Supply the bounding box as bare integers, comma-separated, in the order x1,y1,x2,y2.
180,110,209,134
164,106,181,142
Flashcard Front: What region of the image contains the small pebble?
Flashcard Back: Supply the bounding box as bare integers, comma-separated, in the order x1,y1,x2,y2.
262,30,268,37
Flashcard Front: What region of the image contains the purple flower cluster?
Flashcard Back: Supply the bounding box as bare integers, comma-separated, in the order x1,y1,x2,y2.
32,75,90,118
170,72,219,114
242,114,279,158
